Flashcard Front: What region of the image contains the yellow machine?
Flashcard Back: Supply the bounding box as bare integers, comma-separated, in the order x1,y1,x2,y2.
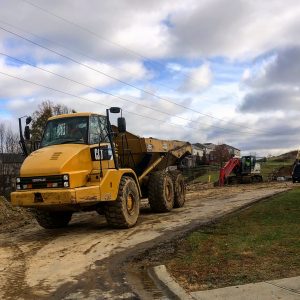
11,107,191,229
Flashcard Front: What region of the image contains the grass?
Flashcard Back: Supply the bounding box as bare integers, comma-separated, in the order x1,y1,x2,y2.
194,171,219,184
166,188,300,291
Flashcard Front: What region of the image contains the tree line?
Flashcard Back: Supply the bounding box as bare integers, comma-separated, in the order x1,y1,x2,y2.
0,101,75,197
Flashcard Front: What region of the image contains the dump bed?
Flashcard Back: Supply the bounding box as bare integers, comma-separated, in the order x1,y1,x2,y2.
115,130,191,180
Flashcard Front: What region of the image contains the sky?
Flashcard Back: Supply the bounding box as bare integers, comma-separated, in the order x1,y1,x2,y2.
0,0,300,156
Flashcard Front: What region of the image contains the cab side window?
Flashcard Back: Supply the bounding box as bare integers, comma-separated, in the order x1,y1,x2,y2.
89,116,101,144
89,115,109,144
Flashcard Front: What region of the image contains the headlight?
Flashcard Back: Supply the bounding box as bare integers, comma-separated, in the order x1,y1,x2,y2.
16,177,20,183
16,185,21,190
64,182,69,187
63,174,69,181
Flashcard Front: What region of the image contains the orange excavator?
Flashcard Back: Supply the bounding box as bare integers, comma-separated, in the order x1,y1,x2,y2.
219,156,263,186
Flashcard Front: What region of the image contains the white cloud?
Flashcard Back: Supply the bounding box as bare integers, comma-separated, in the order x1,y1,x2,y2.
181,63,213,93
1,0,300,155
170,0,300,59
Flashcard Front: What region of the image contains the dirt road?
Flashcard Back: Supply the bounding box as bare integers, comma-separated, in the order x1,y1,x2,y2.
0,183,291,299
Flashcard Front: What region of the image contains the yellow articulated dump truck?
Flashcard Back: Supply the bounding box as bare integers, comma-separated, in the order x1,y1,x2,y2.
11,107,191,229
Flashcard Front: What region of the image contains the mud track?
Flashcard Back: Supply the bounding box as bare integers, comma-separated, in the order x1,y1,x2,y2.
0,183,291,299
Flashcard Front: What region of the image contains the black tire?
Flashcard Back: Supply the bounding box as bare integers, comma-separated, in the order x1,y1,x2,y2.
148,171,174,212
169,171,186,208
33,210,72,229
104,176,140,228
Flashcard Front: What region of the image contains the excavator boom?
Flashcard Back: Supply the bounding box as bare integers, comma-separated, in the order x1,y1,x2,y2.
219,157,240,186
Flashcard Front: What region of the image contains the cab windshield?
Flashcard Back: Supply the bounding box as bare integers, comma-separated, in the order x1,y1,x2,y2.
40,115,110,148
40,117,88,147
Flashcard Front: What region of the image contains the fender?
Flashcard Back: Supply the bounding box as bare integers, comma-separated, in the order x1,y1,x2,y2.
98,168,142,201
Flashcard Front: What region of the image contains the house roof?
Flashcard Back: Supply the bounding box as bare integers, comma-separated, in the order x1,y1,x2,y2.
203,143,216,149
192,143,206,150
222,144,240,151
192,145,205,151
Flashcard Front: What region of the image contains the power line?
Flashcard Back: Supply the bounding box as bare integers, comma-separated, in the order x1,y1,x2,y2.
0,52,262,136
0,21,267,134
0,19,178,93
0,19,235,107
20,0,167,67
19,0,254,123
21,0,232,101
0,70,259,137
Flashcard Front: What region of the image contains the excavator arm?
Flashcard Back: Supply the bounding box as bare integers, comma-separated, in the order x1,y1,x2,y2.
219,157,240,186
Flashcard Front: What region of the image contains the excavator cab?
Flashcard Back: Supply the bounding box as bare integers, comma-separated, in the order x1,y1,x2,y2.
241,156,256,174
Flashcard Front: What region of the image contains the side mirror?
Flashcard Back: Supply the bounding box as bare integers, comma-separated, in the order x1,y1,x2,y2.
110,107,121,114
25,116,32,125
117,117,126,133
24,125,31,140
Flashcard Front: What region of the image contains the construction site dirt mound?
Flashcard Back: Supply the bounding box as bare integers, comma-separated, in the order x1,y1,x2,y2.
0,196,33,233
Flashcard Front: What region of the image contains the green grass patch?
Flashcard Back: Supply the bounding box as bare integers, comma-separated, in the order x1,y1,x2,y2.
166,188,300,291
195,171,219,184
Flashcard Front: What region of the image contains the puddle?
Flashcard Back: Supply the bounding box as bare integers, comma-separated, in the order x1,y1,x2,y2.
126,268,168,300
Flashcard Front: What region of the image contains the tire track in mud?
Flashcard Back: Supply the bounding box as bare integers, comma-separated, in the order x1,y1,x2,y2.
0,228,71,299
2,216,144,299
0,241,28,300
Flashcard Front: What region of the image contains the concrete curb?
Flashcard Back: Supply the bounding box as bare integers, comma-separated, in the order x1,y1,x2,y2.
148,265,194,300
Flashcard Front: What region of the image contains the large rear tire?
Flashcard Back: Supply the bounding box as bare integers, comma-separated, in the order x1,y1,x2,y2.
148,171,174,212
104,176,140,228
170,171,186,208
33,210,72,229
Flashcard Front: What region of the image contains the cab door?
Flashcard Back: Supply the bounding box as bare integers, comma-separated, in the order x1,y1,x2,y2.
89,115,114,174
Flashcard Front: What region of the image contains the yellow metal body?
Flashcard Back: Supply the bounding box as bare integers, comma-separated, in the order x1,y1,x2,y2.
115,130,192,173
11,112,191,211
11,142,140,209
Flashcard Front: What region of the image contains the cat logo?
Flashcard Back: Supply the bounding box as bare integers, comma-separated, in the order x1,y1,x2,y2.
91,146,113,161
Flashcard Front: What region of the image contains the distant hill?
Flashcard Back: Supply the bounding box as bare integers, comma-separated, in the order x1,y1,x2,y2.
270,150,298,162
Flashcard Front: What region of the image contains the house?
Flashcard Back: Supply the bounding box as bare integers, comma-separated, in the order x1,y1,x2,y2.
203,143,216,154
222,144,241,157
202,143,217,163
192,144,205,158
0,153,24,197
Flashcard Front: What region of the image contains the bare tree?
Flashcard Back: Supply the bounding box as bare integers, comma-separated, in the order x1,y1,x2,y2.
214,144,230,167
0,123,22,197
31,101,76,141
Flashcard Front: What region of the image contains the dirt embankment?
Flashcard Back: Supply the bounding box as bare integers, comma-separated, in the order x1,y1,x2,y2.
0,196,33,233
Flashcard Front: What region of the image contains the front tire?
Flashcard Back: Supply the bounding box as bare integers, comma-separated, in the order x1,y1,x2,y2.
33,210,72,229
170,171,186,208
104,176,140,228
148,171,174,212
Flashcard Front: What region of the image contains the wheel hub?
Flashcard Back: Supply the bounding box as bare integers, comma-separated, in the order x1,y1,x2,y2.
126,193,135,214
